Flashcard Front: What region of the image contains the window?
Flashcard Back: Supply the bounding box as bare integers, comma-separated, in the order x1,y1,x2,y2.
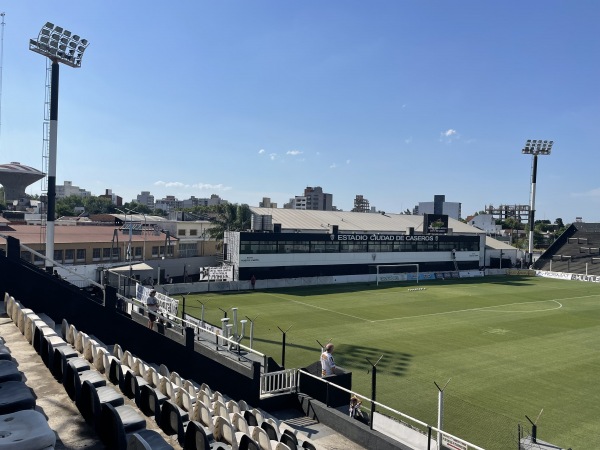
190,229,198,236
311,242,325,253
93,248,101,260
76,249,86,261
20,251,31,262
54,249,63,262
65,249,74,262
103,248,111,259
178,229,186,236
152,246,159,257
179,243,197,258
112,248,120,259
135,247,142,258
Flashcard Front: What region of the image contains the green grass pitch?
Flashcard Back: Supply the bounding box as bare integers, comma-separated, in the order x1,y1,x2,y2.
181,276,600,450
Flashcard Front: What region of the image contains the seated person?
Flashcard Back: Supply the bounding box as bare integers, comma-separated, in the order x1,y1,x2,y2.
349,396,368,424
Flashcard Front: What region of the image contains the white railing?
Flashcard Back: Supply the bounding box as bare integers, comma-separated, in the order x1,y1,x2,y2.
297,369,486,450
260,368,298,398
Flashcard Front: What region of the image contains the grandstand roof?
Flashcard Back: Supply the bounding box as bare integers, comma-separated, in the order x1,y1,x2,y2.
485,236,519,250
250,207,483,235
0,224,169,245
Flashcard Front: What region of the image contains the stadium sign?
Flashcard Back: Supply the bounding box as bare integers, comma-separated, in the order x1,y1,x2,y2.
334,234,437,242
199,266,234,281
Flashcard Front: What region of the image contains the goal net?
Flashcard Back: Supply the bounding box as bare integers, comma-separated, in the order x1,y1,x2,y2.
375,264,419,286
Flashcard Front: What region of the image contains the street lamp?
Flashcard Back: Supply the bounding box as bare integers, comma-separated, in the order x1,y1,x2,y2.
116,208,133,297
29,22,89,271
522,139,553,267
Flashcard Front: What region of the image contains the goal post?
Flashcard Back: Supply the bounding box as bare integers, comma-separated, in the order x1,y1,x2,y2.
375,264,420,286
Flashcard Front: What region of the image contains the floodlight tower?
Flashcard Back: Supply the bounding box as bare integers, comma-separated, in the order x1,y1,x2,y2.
522,139,553,267
29,23,89,271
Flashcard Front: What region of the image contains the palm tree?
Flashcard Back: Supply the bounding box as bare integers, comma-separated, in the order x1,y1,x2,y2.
207,203,252,244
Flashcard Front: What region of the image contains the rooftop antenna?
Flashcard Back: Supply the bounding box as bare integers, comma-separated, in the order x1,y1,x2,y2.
0,13,5,150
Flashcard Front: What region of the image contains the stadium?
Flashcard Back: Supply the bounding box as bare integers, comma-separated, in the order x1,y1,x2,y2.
224,207,506,282
3,206,599,450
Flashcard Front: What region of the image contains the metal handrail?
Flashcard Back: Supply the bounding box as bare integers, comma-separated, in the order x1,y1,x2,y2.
297,369,486,450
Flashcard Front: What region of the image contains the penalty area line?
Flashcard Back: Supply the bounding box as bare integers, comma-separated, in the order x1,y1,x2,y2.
372,295,596,323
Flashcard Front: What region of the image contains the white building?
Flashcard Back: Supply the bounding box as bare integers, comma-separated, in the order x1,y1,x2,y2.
56,181,91,199
136,191,155,208
468,214,502,235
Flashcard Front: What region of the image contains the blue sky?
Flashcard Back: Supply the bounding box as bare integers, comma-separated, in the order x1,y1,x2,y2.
1,1,599,222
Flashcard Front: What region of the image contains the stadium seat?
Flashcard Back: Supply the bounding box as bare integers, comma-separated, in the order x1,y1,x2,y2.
60,318,69,340
127,429,175,450
0,360,22,383
214,415,249,450
159,399,190,445
183,420,216,450
79,379,124,428
0,409,56,449
279,431,299,450
33,324,57,354
51,344,78,379
139,382,168,424
251,426,280,450
244,409,259,427
0,344,11,362
261,420,280,441
16,308,35,335
41,334,68,368
0,381,36,414
99,402,147,450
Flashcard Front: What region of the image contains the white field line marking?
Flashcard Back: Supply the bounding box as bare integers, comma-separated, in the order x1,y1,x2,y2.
263,293,599,324
373,294,600,323
264,292,372,322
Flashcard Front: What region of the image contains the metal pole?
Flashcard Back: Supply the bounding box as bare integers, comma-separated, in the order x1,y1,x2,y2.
434,379,451,450
528,154,538,267
366,355,383,430
45,60,59,272
278,325,292,369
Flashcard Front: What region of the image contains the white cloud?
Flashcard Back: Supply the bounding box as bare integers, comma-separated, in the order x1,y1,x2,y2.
154,180,231,191
258,149,265,154
154,181,187,188
443,129,457,137
287,150,303,156
440,129,460,143
269,153,278,161
192,183,232,191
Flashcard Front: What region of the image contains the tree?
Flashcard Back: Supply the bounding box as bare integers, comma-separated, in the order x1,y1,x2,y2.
55,195,115,218
206,203,252,243
122,201,153,215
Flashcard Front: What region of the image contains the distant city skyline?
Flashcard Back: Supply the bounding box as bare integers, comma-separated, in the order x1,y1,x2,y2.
0,2,598,223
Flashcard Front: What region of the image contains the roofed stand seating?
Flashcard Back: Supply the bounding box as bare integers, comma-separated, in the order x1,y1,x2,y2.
535,223,600,275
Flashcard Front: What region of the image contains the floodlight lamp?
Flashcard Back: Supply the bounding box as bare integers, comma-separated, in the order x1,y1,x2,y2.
29,22,89,68
521,139,553,155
